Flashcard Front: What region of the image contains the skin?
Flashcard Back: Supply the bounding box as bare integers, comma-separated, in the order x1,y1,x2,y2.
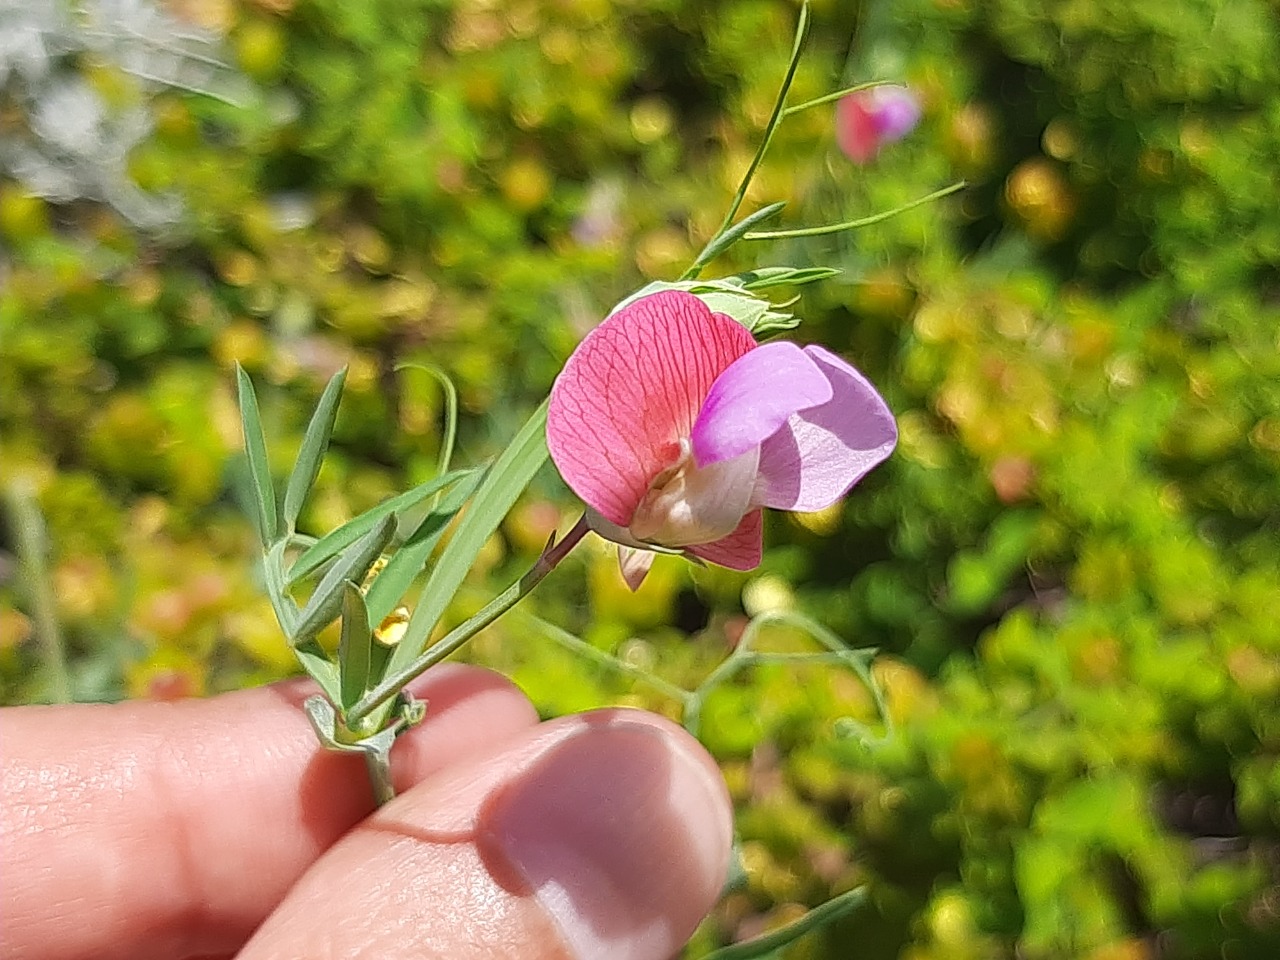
0,664,734,960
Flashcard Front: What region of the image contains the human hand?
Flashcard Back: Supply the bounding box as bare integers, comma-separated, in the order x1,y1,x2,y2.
1,665,733,959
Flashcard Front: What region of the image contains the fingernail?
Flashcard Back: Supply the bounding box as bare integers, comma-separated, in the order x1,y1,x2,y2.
478,711,732,960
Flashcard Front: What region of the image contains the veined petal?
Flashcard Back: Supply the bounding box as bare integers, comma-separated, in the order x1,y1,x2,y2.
690,341,833,467
686,509,763,571
753,345,897,512
547,290,756,526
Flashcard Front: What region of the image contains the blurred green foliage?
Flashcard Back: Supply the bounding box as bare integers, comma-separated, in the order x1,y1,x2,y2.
2,0,1279,957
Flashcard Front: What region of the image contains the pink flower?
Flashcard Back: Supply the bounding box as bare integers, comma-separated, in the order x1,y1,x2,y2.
546,290,898,588
836,85,921,164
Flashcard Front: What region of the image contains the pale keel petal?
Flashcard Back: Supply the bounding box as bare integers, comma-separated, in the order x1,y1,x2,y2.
630,446,760,548
618,547,656,591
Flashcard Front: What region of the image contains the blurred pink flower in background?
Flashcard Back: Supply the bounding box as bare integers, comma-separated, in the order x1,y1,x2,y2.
547,290,898,588
836,84,921,164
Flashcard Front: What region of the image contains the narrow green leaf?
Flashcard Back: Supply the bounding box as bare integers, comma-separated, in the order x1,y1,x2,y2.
294,639,341,704
288,469,474,585
367,633,394,693
388,365,463,541
781,79,889,117
688,200,787,274
701,887,868,960
387,400,549,678
293,513,396,644
365,469,485,626
338,582,373,711
283,367,347,534
235,364,278,544
744,181,967,241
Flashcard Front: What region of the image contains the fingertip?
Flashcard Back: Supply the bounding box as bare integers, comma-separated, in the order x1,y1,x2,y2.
391,663,540,792
242,708,733,960
0,664,539,960
478,710,733,960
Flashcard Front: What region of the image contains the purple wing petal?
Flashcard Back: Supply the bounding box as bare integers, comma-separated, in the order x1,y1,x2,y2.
870,86,921,143
547,290,756,526
690,342,832,468
752,345,897,512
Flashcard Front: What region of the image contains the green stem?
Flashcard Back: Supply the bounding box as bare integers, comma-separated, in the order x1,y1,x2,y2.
524,612,693,706
345,514,591,725
744,181,967,240
363,749,396,806
5,482,71,703
781,80,889,117
264,538,299,636
680,0,811,281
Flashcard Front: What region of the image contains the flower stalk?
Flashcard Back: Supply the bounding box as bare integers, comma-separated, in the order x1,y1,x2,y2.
343,514,590,726
681,0,811,281
744,180,967,240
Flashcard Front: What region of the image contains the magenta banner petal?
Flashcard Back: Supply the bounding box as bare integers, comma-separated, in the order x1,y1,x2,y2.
752,345,897,512
547,290,756,526
690,342,832,467
686,509,763,571
836,94,879,164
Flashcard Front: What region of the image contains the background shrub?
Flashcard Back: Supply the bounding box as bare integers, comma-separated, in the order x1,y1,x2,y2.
2,0,1278,956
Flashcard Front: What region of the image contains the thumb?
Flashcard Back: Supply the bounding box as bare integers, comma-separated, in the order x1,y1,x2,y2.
240,708,733,960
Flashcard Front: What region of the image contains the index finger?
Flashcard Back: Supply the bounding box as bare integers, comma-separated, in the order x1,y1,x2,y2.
0,665,539,960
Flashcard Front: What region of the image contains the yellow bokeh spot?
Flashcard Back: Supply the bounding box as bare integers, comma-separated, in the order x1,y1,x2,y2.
790,502,842,536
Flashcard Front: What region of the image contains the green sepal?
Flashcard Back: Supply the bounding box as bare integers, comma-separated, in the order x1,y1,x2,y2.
689,284,803,337
282,367,347,534
610,262,839,337
337,582,373,712
288,468,474,585
611,277,802,336
235,364,279,545
292,513,396,645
